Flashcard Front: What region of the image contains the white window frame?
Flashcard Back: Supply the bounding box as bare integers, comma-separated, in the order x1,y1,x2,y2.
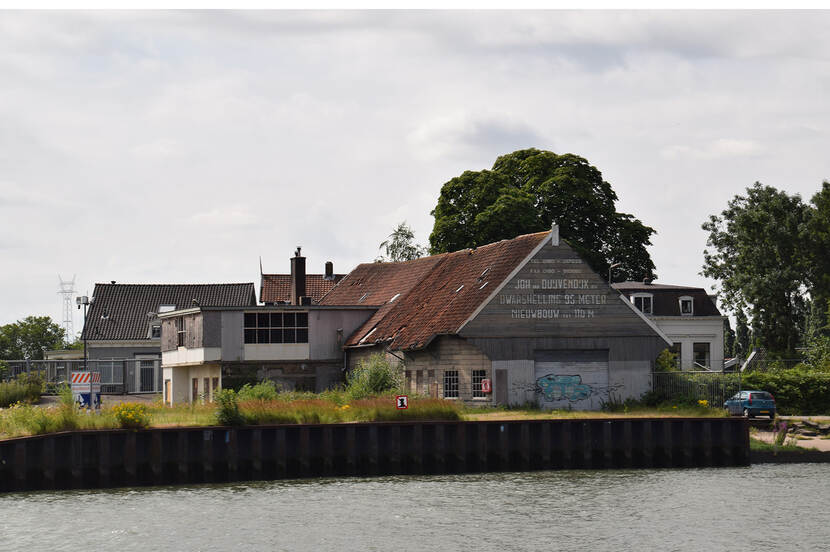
630,293,653,315
471,369,487,400
443,370,459,399
679,296,694,316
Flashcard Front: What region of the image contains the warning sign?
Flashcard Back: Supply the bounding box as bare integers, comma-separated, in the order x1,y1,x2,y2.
395,395,408,409
71,371,101,393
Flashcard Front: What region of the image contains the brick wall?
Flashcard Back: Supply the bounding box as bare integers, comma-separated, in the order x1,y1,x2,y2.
347,336,494,405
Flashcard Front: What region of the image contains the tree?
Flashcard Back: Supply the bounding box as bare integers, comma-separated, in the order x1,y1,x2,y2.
378,221,427,263
0,316,66,360
702,183,810,355
804,181,830,322
429,149,656,282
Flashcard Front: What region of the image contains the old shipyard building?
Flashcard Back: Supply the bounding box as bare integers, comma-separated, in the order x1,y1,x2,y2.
158,226,683,410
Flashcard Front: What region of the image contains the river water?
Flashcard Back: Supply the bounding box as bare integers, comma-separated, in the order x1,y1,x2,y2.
2,464,828,551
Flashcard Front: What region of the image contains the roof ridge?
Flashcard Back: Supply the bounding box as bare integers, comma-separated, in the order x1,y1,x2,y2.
94,282,255,286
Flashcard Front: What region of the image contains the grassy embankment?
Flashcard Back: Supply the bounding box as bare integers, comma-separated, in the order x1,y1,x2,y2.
0,386,725,441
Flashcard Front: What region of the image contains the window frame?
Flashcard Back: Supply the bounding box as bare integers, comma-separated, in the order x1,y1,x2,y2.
472,369,487,399
443,370,459,399
679,296,694,316
630,293,653,315
176,317,186,347
243,311,309,344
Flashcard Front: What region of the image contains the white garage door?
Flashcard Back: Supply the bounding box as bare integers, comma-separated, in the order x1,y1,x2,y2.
534,350,609,411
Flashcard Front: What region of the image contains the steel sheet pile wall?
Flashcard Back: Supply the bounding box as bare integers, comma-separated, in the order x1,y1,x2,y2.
0,418,749,493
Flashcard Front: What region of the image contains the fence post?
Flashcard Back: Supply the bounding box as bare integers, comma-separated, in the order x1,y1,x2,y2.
122,360,128,395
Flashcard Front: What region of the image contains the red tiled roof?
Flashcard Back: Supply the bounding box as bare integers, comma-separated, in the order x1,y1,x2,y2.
321,231,549,351
260,274,344,303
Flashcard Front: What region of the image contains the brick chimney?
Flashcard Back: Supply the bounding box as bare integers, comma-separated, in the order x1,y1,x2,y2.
291,247,306,305
325,261,334,280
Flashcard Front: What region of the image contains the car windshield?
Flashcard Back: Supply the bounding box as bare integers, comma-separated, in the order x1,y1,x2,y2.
750,392,772,400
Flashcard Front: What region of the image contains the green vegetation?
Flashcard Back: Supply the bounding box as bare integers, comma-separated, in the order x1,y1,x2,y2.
429,148,656,282
0,315,67,360
749,437,804,453
378,221,426,262
344,353,402,400
742,369,830,415
0,373,43,408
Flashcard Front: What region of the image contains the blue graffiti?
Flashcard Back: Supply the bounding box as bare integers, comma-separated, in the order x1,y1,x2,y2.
535,374,593,402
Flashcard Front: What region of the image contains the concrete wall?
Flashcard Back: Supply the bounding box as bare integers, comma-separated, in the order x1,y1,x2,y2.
164,364,221,405
88,344,160,360
220,311,245,362
310,309,374,360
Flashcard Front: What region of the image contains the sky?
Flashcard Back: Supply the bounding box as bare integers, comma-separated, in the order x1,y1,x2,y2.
2,10,829,335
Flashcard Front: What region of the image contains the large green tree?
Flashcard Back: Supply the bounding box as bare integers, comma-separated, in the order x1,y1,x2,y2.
429,149,656,282
702,183,810,355
0,316,66,360
804,181,830,322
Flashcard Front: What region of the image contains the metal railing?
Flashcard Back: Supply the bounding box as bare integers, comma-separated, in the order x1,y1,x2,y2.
652,371,741,406
1,359,162,394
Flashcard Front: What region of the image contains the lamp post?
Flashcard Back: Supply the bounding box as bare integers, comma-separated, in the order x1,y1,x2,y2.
608,262,622,283
76,296,91,372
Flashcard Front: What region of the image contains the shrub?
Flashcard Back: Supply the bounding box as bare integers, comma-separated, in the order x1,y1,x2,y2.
742,369,830,415
346,354,402,400
237,380,279,402
215,389,244,425
0,373,43,408
111,403,150,430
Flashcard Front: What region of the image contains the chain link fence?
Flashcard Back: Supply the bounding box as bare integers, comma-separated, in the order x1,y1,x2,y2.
1,359,162,394
652,371,742,406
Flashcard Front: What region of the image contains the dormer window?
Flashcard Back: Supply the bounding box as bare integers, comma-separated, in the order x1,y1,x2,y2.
679,296,694,316
159,304,176,314
150,325,161,339
630,293,653,315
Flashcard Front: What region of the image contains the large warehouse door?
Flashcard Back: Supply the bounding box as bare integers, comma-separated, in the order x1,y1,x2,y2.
534,350,609,411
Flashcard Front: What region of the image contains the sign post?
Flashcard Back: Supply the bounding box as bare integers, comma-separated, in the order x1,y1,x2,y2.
71,371,101,409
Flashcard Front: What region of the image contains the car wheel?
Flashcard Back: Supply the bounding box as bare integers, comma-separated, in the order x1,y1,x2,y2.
770,412,776,420
743,408,754,418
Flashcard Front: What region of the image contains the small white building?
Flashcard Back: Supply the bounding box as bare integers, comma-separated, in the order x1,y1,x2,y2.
612,282,726,371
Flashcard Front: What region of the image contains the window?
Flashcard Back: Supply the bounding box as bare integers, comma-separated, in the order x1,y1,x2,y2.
631,294,653,314
176,317,186,347
443,370,459,399
472,369,487,399
679,296,694,316
693,342,710,369
669,342,682,369
244,311,309,344
159,304,176,314
150,325,161,339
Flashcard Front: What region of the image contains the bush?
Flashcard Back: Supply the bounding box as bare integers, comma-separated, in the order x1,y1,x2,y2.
0,373,43,408
742,369,830,415
346,354,402,400
111,403,150,430
237,380,279,402
215,389,244,426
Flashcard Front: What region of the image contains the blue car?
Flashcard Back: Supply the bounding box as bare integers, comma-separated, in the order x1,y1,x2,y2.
724,390,776,419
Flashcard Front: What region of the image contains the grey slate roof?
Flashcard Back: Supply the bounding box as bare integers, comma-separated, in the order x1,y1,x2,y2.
82,283,256,341
611,281,721,317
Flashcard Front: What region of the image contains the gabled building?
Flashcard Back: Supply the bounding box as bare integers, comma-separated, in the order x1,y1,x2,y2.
82,282,256,392
320,227,670,409
612,281,726,370
161,227,672,409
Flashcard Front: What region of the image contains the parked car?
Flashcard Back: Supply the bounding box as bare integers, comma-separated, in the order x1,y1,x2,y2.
724,390,776,419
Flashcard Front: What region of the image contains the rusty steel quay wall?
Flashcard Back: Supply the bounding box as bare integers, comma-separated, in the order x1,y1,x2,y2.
0,418,750,493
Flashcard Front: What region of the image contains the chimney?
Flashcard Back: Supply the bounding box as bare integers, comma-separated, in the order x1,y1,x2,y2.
325,261,334,280
291,246,306,305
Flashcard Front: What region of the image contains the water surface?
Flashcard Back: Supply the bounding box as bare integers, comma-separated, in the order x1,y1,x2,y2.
2,464,827,551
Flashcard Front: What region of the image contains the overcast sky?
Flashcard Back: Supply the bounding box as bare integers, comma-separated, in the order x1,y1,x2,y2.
2,10,829,334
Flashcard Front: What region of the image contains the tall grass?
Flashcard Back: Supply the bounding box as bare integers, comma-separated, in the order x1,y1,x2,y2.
0,373,43,408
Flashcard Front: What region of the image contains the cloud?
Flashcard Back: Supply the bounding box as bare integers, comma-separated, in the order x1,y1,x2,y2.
409,113,548,161
187,206,260,228
660,139,766,161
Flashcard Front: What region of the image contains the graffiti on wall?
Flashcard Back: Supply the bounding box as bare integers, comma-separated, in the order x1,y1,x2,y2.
533,374,624,404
